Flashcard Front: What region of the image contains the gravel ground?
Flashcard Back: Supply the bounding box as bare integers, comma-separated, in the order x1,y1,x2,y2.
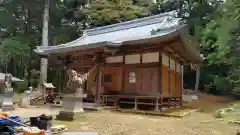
4,107,238,135
9,93,237,135
51,109,236,135
6,101,238,135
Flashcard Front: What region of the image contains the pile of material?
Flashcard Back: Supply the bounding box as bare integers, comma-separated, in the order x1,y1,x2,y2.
0,113,67,135
0,112,25,134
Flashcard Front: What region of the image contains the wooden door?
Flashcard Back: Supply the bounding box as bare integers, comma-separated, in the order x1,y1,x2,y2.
142,68,159,94
124,68,142,93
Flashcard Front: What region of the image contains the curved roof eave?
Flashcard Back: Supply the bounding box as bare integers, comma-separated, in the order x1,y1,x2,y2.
179,27,202,64
34,41,122,56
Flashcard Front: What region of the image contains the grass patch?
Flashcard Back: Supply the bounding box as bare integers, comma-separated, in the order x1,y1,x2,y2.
214,102,240,123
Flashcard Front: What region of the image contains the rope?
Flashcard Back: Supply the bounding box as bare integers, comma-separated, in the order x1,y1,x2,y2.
67,64,99,87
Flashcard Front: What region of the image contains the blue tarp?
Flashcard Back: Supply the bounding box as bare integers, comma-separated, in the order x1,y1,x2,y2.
0,116,24,126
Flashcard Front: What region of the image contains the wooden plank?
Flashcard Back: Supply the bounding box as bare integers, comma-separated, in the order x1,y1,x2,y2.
141,67,159,94
103,67,123,92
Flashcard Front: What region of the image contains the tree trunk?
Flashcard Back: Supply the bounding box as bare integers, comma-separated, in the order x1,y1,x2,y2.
40,0,49,90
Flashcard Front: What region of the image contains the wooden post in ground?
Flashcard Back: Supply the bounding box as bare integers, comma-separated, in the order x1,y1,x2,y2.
134,97,137,110
155,97,159,111
194,64,200,91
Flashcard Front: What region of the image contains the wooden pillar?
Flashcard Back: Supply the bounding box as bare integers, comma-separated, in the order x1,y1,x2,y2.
159,52,162,94
95,65,102,105
122,55,125,92
181,65,184,90
180,64,184,107
168,54,171,107
95,53,104,105
194,64,200,91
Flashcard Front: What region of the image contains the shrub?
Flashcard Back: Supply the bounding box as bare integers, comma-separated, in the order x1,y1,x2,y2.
13,80,29,94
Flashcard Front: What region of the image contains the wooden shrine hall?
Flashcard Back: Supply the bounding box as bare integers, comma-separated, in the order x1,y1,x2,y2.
35,10,201,110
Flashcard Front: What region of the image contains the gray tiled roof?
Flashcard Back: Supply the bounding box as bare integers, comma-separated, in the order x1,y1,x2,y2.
35,10,184,55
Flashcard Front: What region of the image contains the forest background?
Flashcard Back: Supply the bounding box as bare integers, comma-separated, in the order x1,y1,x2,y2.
0,0,239,95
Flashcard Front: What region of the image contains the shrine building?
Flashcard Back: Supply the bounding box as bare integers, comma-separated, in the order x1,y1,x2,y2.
35,10,201,110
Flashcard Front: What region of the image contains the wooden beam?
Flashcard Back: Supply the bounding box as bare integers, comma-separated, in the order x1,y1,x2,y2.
168,43,190,63
105,62,160,68
117,46,165,55
163,47,187,64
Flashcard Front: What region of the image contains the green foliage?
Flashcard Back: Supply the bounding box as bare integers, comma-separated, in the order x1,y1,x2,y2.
215,109,226,118
200,0,240,94
83,0,154,27
0,37,30,65
29,69,40,88
0,0,239,96
13,81,29,93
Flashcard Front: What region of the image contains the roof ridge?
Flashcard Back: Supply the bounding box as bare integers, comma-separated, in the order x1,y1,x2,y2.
84,10,178,36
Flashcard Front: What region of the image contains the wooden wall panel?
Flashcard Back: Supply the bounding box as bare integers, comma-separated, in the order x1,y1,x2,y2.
175,61,182,97
124,68,142,93
175,73,182,97
161,65,169,97
125,54,141,64
103,67,123,92
142,67,159,94
176,62,181,73
169,70,175,97
170,58,175,70
106,56,123,63
162,53,169,67
142,52,159,63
